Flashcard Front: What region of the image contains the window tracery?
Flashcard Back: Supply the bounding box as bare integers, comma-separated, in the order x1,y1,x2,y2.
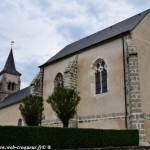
94,59,108,94
54,73,64,88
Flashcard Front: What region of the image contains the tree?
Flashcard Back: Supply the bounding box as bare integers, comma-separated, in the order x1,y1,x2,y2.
47,87,81,127
19,95,44,126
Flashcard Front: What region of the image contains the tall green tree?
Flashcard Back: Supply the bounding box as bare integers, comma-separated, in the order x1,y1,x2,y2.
47,87,81,127
19,95,44,126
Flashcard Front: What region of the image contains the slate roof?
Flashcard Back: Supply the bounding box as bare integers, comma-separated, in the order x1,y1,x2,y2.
0,86,30,109
40,9,150,68
0,49,21,76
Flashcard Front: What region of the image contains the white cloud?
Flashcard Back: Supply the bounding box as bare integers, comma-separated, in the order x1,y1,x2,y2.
0,0,149,89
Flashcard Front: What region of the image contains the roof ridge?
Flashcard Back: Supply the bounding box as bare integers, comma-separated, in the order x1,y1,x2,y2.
67,9,150,47
130,9,150,31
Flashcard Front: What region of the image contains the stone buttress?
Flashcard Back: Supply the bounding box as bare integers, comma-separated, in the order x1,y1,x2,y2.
64,55,78,90
30,69,43,97
64,55,78,127
126,35,147,145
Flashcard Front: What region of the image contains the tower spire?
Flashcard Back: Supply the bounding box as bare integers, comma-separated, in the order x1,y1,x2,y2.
0,43,21,76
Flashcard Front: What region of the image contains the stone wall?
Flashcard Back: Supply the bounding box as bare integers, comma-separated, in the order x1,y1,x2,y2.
126,35,147,145
30,69,43,96
0,73,21,101
64,55,78,90
42,112,127,127
42,112,150,127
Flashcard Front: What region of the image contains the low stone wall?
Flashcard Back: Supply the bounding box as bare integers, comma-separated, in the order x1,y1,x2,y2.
62,146,150,150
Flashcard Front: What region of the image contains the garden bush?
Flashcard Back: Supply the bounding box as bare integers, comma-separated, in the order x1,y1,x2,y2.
0,126,139,149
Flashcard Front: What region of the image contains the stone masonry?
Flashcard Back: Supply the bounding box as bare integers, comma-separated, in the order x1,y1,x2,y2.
42,111,150,128
30,69,43,97
64,55,78,127
64,55,78,90
126,35,147,145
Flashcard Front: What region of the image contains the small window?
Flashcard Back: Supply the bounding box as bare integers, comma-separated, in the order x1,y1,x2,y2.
7,82,16,91
94,59,108,94
8,82,12,90
12,82,16,91
54,73,64,88
18,119,22,126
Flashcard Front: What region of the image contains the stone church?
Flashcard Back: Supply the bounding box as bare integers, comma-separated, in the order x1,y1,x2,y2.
0,9,150,145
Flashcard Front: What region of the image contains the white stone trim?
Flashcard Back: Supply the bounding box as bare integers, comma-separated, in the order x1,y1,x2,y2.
144,113,150,120
42,112,128,126
42,112,150,126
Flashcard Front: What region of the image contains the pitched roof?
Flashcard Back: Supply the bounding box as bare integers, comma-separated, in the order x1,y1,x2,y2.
40,9,150,68
0,49,21,76
0,86,30,109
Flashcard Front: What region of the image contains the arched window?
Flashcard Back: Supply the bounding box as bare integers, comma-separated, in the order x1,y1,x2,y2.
12,82,16,91
54,73,64,88
7,82,16,91
8,82,12,90
93,59,108,94
18,119,22,126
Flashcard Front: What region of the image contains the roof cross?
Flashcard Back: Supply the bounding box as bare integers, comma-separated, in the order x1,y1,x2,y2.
11,41,14,48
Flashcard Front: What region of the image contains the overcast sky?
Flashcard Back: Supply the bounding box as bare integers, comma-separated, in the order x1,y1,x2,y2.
0,0,150,89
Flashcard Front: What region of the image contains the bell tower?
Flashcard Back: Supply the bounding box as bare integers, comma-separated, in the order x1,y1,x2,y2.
0,46,21,101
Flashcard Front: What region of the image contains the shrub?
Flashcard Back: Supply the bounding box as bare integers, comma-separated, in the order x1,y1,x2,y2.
47,87,80,127
0,126,139,149
19,95,44,126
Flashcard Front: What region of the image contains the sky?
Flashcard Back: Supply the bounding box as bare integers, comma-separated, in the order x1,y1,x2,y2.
0,0,150,89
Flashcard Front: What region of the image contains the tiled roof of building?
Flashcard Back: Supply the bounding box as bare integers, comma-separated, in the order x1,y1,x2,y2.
40,9,150,68
0,86,30,109
0,49,21,76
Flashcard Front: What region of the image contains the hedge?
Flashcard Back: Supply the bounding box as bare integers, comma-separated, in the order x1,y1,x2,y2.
0,126,139,149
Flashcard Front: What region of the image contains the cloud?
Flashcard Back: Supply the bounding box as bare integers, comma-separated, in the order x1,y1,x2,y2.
126,0,150,11
0,0,149,89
